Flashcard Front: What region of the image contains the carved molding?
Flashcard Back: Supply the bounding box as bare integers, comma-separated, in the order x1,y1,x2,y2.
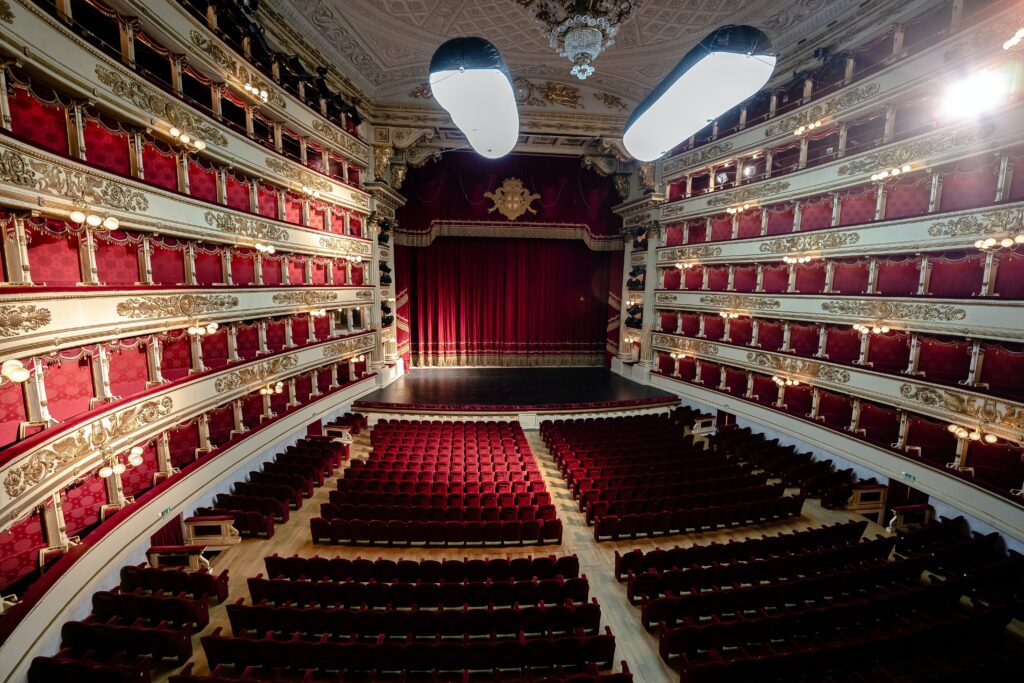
652,333,720,357
0,149,149,212
660,245,724,262
265,157,332,193
188,30,285,108
3,397,174,498
759,230,861,254
318,234,373,256
484,178,541,221
745,351,852,384
927,207,1023,237
0,0,12,24
94,65,228,146
271,291,339,306
322,334,376,358
705,181,791,208
837,125,995,176
355,289,374,300
699,294,782,311
204,211,291,242
664,142,736,176
116,294,239,320
213,356,299,393
0,305,52,339
820,300,967,322
765,83,882,137
310,119,371,160
900,383,1024,435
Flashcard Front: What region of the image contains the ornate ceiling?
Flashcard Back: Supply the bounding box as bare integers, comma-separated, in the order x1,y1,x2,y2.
266,0,865,115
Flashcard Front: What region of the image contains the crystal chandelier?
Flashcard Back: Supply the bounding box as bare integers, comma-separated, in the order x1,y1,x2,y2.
515,1,642,80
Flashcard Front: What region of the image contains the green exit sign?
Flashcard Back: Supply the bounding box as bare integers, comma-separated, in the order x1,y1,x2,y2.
902,472,916,482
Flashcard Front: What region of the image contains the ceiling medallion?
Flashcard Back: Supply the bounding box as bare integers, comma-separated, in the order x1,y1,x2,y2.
485,178,542,221
515,1,642,80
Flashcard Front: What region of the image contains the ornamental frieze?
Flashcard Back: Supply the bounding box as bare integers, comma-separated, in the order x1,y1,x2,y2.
900,383,1024,434
745,352,851,384
188,30,285,107
355,289,374,300
765,83,881,137
652,333,720,357
0,0,12,23
655,292,679,304
271,291,339,306
820,300,966,322
943,13,1024,62
95,65,228,147
927,208,1023,237
318,235,373,257
265,157,333,194
204,211,291,242
659,245,723,262
664,142,735,176
836,125,995,176
0,149,148,212
116,294,239,319
311,119,371,161
706,181,791,208
0,305,51,338
322,334,376,358
213,356,299,393
3,397,173,498
698,294,782,311
758,230,860,254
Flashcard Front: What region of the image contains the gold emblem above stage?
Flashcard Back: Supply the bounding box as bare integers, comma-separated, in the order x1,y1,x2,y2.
485,178,541,221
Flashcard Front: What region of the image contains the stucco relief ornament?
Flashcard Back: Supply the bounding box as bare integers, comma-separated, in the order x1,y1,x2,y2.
485,178,542,221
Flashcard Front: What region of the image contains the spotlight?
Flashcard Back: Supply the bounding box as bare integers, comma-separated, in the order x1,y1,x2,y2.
715,171,730,185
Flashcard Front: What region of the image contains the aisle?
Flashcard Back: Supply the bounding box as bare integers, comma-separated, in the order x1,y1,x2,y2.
161,424,877,683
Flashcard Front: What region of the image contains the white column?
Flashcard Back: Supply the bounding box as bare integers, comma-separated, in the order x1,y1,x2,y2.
227,325,241,362
189,334,206,373
90,346,115,406
138,235,154,285
145,336,164,386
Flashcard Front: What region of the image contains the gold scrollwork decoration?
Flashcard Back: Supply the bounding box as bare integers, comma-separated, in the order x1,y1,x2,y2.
271,291,339,306
322,334,375,358
3,397,174,498
265,158,332,193
116,294,239,320
318,235,372,256
188,30,285,107
758,230,860,254
355,289,374,300
745,351,851,384
95,65,228,146
706,181,791,208
664,142,735,176
653,333,720,357
820,300,967,322
698,294,781,311
927,208,1023,237
765,83,881,137
900,383,1024,433
484,178,541,222
660,245,723,262
837,125,994,176
0,0,13,23
0,148,149,212
204,211,290,242
214,356,299,393
311,119,371,160
0,305,51,338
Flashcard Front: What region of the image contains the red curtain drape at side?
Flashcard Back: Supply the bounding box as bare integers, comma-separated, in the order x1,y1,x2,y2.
407,238,611,366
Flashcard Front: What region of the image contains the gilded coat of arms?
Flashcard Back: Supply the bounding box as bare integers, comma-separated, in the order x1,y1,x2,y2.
484,178,541,221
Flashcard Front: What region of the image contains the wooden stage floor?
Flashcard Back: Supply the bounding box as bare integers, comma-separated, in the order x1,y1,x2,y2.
163,424,883,683
354,368,676,411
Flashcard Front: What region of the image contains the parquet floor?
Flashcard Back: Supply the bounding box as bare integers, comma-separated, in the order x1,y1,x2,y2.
160,425,884,683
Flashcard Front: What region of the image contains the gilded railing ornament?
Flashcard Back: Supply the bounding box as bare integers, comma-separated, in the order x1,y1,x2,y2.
318,234,373,256
3,397,174,498
214,356,299,393
311,119,371,160
0,0,13,24
927,208,1023,237
271,291,339,306
664,142,735,176
265,158,332,193
322,334,376,358
698,294,782,311
0,148,148,212
821,300,966,322
116,294,239,320
0,305,52,338
837,125,994,176
900,383,1024,434
660,245,723,261
758,230,860,254
204,211,290,242
706,181,791,208
746,352,851,384
652,333,720,357
765,83,881,137
188,30,285,107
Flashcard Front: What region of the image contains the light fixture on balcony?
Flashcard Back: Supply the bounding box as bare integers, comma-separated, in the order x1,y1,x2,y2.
1005,27,1024,50
1,359,31,385
974,214,1024,252
669,352,688,360
783,254,815,264
793,120,823,136
168,127,206,151
69,210,119,231
342,255,363,263
260,381,285,396
301,185,321,199
309,309,328,318
947,423,998,444
771,374,799,387
676,261,698,270
187,321,220,337
243,82,270,103
853,322,891,335
718,311,740,319
870,164,913,182
99,446,145,478
255,242,277,255
725,202,755,215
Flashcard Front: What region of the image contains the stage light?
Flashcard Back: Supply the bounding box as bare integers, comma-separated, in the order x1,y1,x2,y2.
623,25,776,161
743,165,755,177
715,171,730,185
940,69,1011,120
429,37,519,159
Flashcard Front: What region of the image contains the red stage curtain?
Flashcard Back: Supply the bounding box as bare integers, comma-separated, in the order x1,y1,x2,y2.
83,118,131,176
876,257,920,295
794,262,826,293
724,368,747,395
63,476,106,536
859,402,900,448
284,193,303,224
765,204,794,235
729,317,752,346
737,211,761,239
151,240,185,285
201,331,229,369
663,268,681,290
0,381,27,450
683,266,703,290
789,323,819,356
261,256,283,285
867,332,911,372
26,224,81,285
838,186,876,226
831,260,869,294
194,247,223,286
407,238,611,366
665,225,683,247
907,415,957,467
751,375,777,406
884,173,931,219
292,317,310,347
928,253,983,297
187,159,218,203
980,343,1024,400
699,362,720,388
939,158,998,212
231,250,256,286
994,249,1024,299
141,142,179,192
160,335,192,380
967,441,1024,493
224,172,250,212
709,215,732,242
121,443,157,497
918,337,971,384
257,184,279,219
784,384,812,416
733,266,756,292
266,320,287,352
107,340,149,399
706,267,728,291
818,390,853,429
825,328,860,363
799,195,833,231
168,421,199,468
45,355,94,422
0,514,45,591
8,85,68,155
236,324,260,360
758,321,784,351
95,233,139,285
703,316,724,341
288,257,306,284
680,314,700,337
761,265,788,293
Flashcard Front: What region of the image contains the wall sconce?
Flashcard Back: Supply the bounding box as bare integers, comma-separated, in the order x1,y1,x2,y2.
187,321,220,337
168,127,206,151
975,233,1024,252
725,202,755,215
1,359,31,385
69,209,119,231
669,352,688,360
301,185,321,199
260,381,285,396
309,309,328,318
793,120,823,136
341,255,363,263
676,261,698,270
718,311,740,319
853,322,891,335
255,242,277,255
243,82,270,102
870,164,912,181
772,374,800,387
783,254,816,264
947,423,998,444
98,446,145,479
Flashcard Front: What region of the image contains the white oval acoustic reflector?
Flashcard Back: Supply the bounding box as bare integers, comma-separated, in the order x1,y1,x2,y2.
623,25,776,162
430,37,519,159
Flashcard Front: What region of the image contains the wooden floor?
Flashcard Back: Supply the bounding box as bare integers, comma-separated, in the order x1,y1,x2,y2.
163,425,884,683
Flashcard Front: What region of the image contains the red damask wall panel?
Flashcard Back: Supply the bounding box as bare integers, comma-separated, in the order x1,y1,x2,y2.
288,258,306,284
44,356,94,422
202,331,229,369
794,262,826,293
784,384,813,416
706,267,728,291
261,256,283,285
994,249,1024,299
257,184,279,219
168,422,199,468
160,336,192,380
194,248,224,286
151,241,186,285
867,332,911,372
737,211,761,239
0,382,27,450
351,264,364,286
907,415,957,467
187,161,218,203
83,119,131,176
350,217,363,238
765,204,794,235
758,322,784,351
62,476,106,536
224,173,251,212
709,215,732,242
724,368,747,395
858,402,900,448
789,324,819,356
266,320,286,352
703,316,724,341
208,407,234,447
231,251,256,286
761,265,788,293
314,316,331,341
295,375,312,403
699,362,720,388
291,317,310,347
799,196,833,231
876,258,920,295
832,260,869,294
730,317,752,346
663,268,681,290
818,390,853,429
0,514,45,591
141,143,180,192
928,254,983,297
838,187,876,226
824,328,860,364
665,225,683,247
107,342,149,399
979,344,1024,401
236,325,260,360
918,337,971,384
9,86,68,155
311,261,327,285
284,193,303,225
884,174,931,219
94,236,139,285
751,375,778,406
26,227,81,285
121,443,157,497
939,160,998,212
968,441,1024,493
733,266,756,292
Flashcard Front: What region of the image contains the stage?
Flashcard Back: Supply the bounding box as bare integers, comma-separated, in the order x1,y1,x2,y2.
354,368,678,420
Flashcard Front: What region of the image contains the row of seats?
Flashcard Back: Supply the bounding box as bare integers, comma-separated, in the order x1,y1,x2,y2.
576,471,762,505
92,589,209,630
322,502,558,523
264,553,581,582
594,497,805,544
119,564,229,604
339,469,544,483
28,650,153,683
584,484,784,524
329,489,553,508
60,617,193,665
211,494,289,523
246,574,590,608
336,479,549,495
310,518,565,547
226,599,603,639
